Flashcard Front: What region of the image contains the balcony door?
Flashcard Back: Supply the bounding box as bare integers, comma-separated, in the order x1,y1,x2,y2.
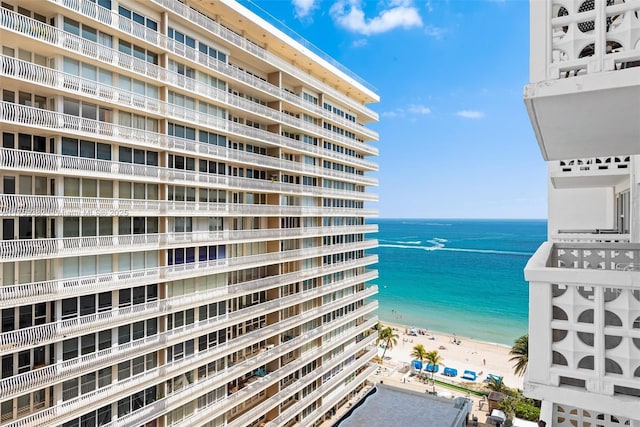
616,190,630,234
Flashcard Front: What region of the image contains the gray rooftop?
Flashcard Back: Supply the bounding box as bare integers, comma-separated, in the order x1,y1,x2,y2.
336,383,471,427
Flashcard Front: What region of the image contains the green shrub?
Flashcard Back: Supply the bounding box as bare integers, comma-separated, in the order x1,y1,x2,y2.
514,400,540,421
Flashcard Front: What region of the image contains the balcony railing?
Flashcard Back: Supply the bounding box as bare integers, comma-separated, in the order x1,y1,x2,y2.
532,0,640,81
95,303,378,427
0,223,376,261
48,0,379,133
179,324,378,427
0,289,376,404
264,345,378,427
0,9,379,163
552,230,630,243
0,145,377,201
555,156,630,174
229,345,377,427
1,53,378,162
548,242,640,270
146,0,379,121
0,194,377,218
524,242,640,418
0,248,377,307
0,269,376,355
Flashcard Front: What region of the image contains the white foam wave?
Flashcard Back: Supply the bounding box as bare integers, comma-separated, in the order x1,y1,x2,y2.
438,247,533,256
378,239,422,245
425,239,445,249
377,243,533,256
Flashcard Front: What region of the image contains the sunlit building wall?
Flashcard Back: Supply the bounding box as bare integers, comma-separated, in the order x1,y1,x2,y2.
0,0,380,425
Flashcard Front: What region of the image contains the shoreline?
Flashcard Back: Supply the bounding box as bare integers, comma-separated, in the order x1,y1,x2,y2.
377,310,527,348
379,320,525,391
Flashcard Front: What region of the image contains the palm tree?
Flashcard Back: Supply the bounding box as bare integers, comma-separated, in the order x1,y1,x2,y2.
379,326,398,361
424,350,441,380
486,375,507,393
411,343,428,378
509,334,529,377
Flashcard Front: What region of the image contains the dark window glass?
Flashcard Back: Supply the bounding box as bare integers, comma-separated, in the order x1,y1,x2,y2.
2,308,15,332
2,218,13,240
119,147,132,163
18,306,31,328
133,286,145,305
62,298,77,318
18,133,31,150
80,295,95,316
119,289,131,307
96,143,111,160
98,292,111,311
2,132,14,148
80,140,94,158
62,138,78,156
18,217,32,239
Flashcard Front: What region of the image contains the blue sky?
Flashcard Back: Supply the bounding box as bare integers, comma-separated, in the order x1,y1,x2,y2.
241,0,547,219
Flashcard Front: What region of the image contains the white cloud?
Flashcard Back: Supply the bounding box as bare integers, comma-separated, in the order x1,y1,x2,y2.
424,24,446,39
408,104,431,115
292,0,317,18
382,104,431,118
330,0,423,35
381,110,401,118
457,110,485,119
352,38,368,48
425,1,433,13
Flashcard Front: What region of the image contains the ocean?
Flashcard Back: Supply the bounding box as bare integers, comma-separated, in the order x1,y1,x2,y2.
369,218,547,346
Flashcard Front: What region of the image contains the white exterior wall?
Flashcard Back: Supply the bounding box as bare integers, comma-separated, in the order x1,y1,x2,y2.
547,185,614,235
525,1,640,426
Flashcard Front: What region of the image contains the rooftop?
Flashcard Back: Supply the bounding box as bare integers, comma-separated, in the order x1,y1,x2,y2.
335,383,471,427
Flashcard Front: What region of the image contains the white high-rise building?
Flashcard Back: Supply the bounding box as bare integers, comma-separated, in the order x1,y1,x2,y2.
0,0,380,426
524,1,640,426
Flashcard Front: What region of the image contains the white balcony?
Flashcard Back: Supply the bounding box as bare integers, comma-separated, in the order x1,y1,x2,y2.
0,236,376,289
48,0,379,133
0,271,376,359
228,341,376,427
524,242,640,420
0,145,375,201
0,194,377,218
179,324,378,427
0,223,376,261
526,0,640,161
0,285,377,407
0,248,377,307
0,10,379,164
97,303,378,427
266,345,378,427
549,156,630,189
144,0,379,121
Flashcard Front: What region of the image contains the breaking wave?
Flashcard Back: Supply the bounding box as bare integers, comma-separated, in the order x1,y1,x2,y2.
378,237,533,256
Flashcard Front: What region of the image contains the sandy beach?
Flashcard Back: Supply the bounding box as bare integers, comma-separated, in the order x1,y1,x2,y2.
380,322,524,390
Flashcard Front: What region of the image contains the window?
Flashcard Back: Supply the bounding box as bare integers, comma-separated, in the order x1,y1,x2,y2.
62,138,111,160
118,5,158,30
168,27,195,48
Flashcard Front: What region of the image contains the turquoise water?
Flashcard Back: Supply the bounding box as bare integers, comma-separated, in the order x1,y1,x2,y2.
368,219,547,346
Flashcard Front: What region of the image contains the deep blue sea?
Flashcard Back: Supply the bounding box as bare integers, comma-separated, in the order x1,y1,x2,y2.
368,219,547,346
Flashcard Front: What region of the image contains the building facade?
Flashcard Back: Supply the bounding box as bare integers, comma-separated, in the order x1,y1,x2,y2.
0,0,379,426
524,0,640,426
